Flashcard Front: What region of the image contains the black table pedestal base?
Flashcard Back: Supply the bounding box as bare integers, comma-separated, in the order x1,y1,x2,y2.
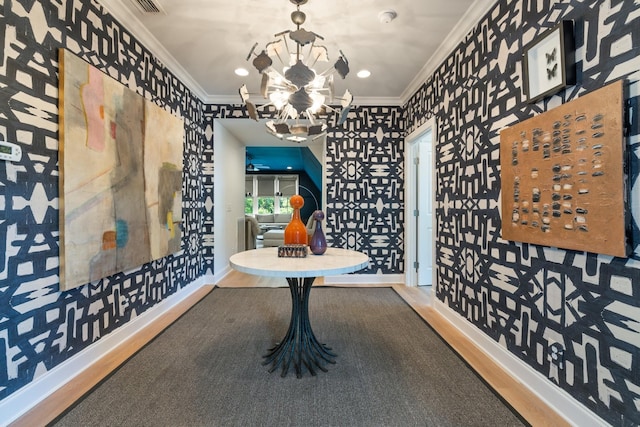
262,276,336,378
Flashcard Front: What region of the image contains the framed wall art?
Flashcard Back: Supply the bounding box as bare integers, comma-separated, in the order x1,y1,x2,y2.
523,20,576,103
500,80,627,257
59,49,185,290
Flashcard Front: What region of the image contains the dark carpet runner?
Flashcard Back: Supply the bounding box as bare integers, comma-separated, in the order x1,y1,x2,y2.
53,287,525,427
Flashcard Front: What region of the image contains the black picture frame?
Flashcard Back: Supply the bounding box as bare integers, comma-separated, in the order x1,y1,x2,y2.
523,21,576,103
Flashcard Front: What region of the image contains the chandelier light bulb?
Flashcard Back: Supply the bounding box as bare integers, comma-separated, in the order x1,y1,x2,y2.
309,92,325,113
274,73,285,84
289,53,302,66
310,75,325,89
269,90,290,110
287,106,299,119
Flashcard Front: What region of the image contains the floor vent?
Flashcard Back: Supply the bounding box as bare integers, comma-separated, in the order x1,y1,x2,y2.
129,0,165,14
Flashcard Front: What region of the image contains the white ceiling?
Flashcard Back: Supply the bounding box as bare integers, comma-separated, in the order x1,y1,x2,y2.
100,0,495,146
101,0,495,107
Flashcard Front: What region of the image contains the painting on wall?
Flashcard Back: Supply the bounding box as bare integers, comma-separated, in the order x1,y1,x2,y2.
59,48,184,290
500,80,627,257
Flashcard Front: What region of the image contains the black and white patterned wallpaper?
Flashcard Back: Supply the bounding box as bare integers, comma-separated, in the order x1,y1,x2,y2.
326,106,405,274
2,0,638,425
404,0,640,425
0,0,204,401
201,103,248,274
202,104,405,275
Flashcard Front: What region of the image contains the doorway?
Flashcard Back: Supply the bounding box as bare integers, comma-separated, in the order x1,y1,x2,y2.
212,118,328,279
405,118,435,287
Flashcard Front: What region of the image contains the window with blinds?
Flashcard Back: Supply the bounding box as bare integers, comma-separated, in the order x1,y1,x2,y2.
245,177,254,196
278,176,298,197
257,176,275,196
245,175,299,215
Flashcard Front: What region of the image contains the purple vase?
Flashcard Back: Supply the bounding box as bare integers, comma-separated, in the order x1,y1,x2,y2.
309,210,327,255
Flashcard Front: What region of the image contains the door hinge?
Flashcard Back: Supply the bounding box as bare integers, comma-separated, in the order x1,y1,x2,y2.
413,261,419,270
414,157,419,165
413,209,419,217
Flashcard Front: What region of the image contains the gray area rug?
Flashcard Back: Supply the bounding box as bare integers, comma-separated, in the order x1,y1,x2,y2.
52,287,526,426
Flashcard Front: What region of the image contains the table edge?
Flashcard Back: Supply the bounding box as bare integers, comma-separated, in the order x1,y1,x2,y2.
229,248,369,278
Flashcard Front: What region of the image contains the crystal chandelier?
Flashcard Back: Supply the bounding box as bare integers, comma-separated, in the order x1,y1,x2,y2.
239,0,353,143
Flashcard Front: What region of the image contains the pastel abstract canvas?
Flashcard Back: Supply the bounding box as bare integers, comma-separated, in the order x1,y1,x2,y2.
59,49,183,290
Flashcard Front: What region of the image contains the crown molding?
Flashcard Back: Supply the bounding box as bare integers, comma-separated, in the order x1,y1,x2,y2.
203,95,244,105
97,0,208,101
399,0,499,105
204,94,403,107
349,96,403,107
100,0,496,108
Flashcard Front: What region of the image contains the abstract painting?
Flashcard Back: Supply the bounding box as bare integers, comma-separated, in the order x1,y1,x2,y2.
500,80,627,257
59,49,184,290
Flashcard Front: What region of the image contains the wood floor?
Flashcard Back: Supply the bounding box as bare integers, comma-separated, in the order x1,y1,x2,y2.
394,286,569,427
216,269,398,288
11,273,567,427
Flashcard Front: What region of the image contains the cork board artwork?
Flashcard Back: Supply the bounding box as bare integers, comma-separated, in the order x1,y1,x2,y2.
500,80,627,257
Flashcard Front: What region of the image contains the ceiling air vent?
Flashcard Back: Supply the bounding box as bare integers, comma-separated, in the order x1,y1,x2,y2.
129,0,165,14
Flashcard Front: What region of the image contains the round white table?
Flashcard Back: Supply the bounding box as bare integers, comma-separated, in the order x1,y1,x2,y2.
229,247,369,378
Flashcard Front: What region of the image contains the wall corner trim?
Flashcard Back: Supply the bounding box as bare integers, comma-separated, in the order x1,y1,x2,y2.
212,266,233,284
432,300,610,427
0,276,212,425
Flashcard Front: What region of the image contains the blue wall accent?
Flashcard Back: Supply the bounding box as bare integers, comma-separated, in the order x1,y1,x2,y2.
245,146,322,190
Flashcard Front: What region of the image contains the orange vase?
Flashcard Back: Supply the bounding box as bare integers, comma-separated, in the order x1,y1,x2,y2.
284,195,308,245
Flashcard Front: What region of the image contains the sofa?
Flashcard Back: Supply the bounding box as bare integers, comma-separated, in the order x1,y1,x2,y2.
244,215,260,250
255,213,292,233
262,216,317,247
262,229,285,247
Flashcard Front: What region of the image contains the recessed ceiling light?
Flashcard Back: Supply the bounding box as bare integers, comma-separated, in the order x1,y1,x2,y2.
234,68,249,76
357,70,371,78
287,166,292,170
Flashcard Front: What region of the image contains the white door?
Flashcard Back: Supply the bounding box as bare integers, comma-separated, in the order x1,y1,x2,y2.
405,120,434,288
413,132,433,286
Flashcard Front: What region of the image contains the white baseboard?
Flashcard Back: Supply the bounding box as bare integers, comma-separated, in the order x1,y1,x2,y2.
323,273,404,285
0,277,210,425
212,265,232,284
432,300,609,427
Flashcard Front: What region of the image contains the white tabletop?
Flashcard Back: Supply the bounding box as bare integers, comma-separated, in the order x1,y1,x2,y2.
229,247,369,278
